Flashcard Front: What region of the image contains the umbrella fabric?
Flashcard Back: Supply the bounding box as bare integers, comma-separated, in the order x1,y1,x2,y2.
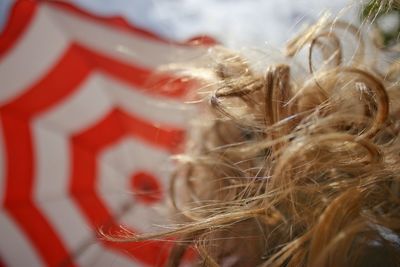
0,1,214,266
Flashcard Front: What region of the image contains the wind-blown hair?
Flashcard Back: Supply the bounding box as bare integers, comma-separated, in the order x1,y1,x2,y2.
108,14,400,267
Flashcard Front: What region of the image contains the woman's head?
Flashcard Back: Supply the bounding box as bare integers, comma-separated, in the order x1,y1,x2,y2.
110,8,400,267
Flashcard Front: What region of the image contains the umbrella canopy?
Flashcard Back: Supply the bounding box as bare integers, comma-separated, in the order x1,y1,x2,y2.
0,1,214,266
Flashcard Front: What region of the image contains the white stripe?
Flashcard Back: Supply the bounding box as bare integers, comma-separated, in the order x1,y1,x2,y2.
98,137,172,195
0,6,69,104
119,203,169,233
35,198,96,266
121,138,174,191
74,242,102,267
34,73,113,135
0,211,44,267
43,4,209,69
36,73,191,136
82,244,138,267
97,185,168,233
101,72,195,127
96,160,132,219
98,138,173,232
32,122,70,199
97,139,138,221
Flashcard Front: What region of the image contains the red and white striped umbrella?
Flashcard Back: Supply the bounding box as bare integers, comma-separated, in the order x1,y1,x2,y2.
0,1,214,266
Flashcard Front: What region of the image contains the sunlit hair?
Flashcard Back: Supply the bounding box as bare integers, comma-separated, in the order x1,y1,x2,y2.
105,12,400,267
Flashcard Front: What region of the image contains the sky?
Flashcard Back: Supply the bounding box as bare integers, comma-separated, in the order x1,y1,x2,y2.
0,0,359,49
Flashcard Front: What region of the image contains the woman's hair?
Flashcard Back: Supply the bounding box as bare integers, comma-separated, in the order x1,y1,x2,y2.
107,8,400,267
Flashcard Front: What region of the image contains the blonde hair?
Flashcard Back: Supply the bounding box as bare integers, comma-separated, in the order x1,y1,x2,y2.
107,14,400,267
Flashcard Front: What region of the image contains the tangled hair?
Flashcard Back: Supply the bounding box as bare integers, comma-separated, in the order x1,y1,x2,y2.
108,14,400,267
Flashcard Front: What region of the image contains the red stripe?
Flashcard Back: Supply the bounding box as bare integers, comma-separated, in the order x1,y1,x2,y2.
1,45,92,115
71,110,125,154
75,45,195,98
1,114,32,203
70,109,176,266
72,109,184,153
0,113,75,267
0,0,36,59
120,109,184,152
